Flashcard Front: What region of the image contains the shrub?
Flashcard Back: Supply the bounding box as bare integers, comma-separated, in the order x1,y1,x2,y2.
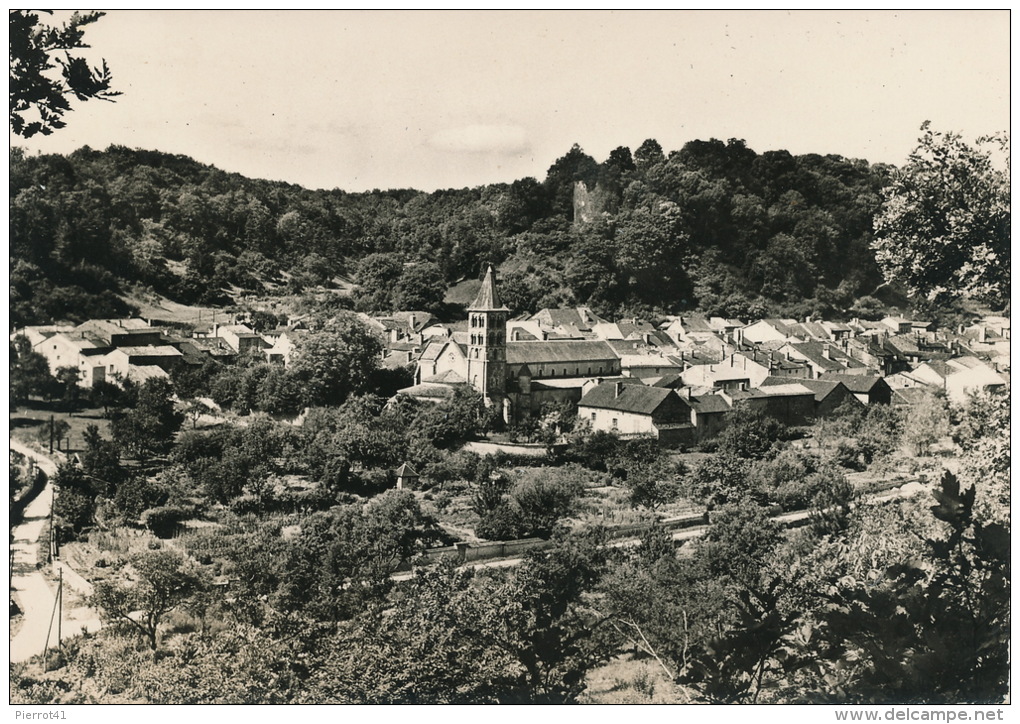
141,506,192,539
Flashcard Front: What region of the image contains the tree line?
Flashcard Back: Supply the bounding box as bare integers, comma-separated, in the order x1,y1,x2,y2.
11,135,898,326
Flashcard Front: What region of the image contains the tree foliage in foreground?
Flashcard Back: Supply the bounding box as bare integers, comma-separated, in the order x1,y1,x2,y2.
872,122,1010,307
10,10,120,138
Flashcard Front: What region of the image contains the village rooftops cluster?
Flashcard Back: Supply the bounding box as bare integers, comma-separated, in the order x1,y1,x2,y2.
391,268,1009,445
13,269,1009,447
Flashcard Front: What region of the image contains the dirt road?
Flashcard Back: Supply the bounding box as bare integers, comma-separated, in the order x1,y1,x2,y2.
9,440,102,663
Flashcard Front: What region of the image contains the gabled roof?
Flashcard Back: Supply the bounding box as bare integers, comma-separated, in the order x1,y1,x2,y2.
787,342,864,371
396,381,464,400
426,369,467,384
687,394,732,414
381,311,436,332
734,348,805,372
787,321,830,340
919,359,955,379
579,381,684,415
668,315,714,333
651,373,685,389
42,332,102,351
819,373,887,393
111,345,183,357
125,365,169,383
530,306,608,330
761,375,844,402
756,382,814,397
468,266,509,311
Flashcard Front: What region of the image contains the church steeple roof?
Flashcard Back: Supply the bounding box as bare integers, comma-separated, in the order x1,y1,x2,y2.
469,265,509,311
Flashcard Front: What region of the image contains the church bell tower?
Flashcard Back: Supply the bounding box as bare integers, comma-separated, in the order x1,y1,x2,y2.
467,265,508,404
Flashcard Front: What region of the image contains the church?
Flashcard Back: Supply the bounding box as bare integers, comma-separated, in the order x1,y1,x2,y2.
400,266,622,424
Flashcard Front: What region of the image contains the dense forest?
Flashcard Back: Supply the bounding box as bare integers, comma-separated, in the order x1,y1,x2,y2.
10,138,894,326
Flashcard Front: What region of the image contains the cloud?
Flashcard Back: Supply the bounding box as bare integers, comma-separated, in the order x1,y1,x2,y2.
428,124,530,154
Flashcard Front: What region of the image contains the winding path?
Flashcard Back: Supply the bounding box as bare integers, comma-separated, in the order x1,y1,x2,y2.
9,440,102,663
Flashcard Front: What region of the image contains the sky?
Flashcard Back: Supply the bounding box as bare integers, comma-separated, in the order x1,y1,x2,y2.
10,10,1011,192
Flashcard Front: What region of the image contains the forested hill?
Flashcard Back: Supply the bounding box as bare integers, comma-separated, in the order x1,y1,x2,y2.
10,139,894,327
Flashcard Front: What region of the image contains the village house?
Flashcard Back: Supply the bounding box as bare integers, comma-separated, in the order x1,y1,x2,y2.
778,341,869,378
32,331,104,377
819,373,893,406
660,314,717,345
684,391,732,440
529,306,609,338
95,345,183,381
722,383,816,427
211,323,268,354
843,334,899,375
760,376,861,418
264,329,309,366
737,318,799,345
10,324,74,348
909,357,1007,403
74,318,164,347
577,379,694,446
680,352,772,391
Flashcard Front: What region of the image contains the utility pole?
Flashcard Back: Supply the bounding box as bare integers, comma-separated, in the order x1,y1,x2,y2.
48,414,54,453
57,567,63,650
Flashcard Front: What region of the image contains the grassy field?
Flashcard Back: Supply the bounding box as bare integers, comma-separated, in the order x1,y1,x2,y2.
580,653,685,704
10,402,113,455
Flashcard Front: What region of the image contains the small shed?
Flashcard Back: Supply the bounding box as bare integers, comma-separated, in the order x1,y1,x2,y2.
395,462,419,490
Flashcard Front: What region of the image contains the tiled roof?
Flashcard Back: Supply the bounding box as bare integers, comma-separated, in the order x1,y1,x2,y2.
651,374,685,389
397,382,462,399
395,462,418,477
113,345,183,357
819,373,886,393
418,339,449,362
757,383,814,397
788,342,863,371
761,375,842,402
506,340,618,365
579,381,682,415
687,394,732,414
426,369,467,384
531,307,607,330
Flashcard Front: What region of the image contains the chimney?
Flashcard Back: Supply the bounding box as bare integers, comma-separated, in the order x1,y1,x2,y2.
678,386,691,400
978,327,987,343
409,314,416,330
615,381,624,397
729,353,734,367
822,347,831,360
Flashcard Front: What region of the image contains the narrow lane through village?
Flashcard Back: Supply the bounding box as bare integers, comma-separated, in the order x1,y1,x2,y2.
10,439,102,663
